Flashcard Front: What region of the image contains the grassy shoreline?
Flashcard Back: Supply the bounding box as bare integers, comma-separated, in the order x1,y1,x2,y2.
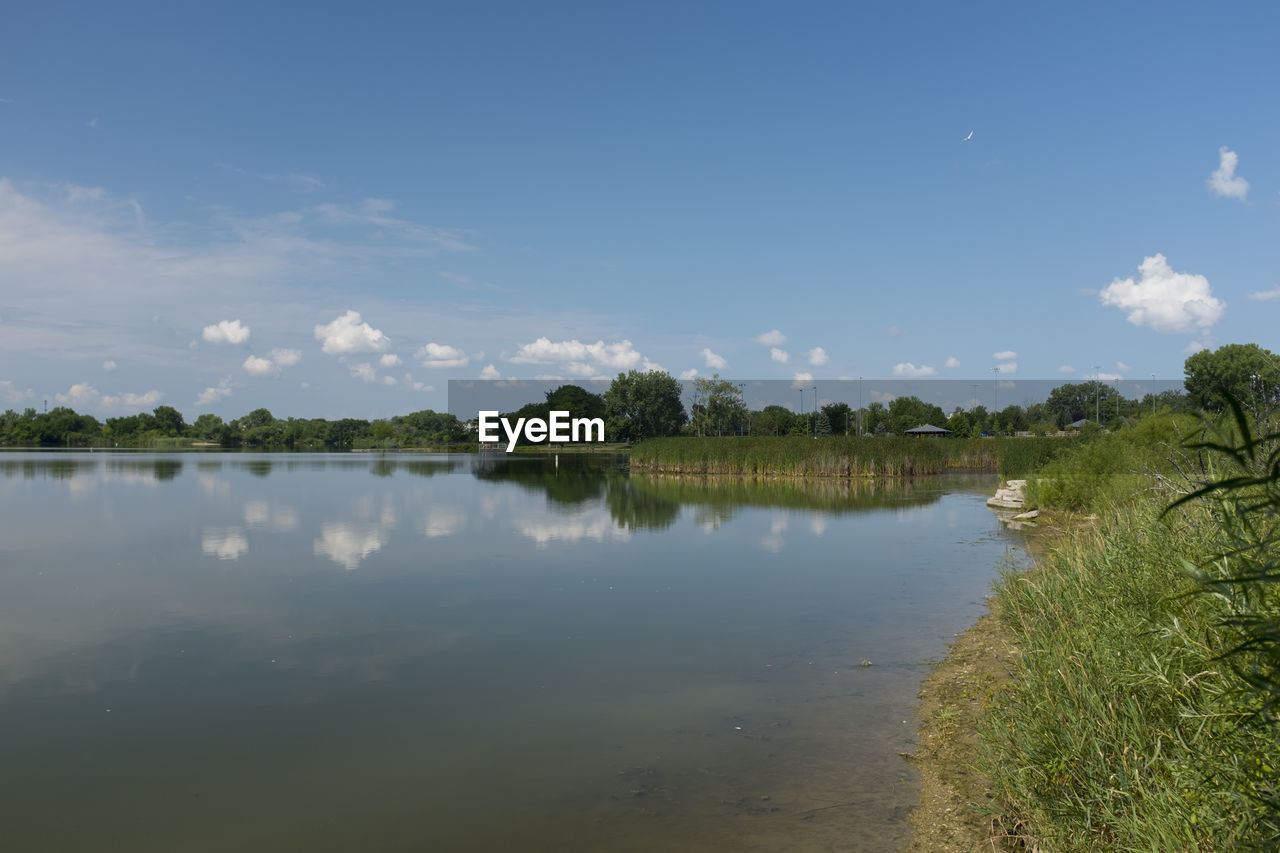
910,416,1280,850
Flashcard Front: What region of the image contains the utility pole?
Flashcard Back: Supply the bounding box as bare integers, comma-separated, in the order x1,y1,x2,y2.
1093,366,1102,423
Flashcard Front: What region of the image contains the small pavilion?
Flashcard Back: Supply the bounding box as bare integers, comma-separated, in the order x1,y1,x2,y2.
904,424,953,437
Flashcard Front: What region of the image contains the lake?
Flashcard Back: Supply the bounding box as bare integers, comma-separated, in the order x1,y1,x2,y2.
0,452,1025,852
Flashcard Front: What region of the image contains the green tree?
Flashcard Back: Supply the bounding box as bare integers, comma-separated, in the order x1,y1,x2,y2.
603,371,687,442
946,410,972,437
886,396,947,434
545,384,606,421
864,402,889,435
689,375,745,436
191,413,224,439
821,402,853,435
1184,343,1280,419
753,405,796,436
240,408,275,429
1045,381,1120,425
152,405,185,437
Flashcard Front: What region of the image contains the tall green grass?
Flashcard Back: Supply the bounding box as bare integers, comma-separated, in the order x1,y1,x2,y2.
979,409,1280,849
629,435,1075,479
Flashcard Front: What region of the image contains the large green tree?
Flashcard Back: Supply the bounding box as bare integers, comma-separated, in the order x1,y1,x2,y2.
753,404,796,436
689,375,746,436
1045,381,1120,425
1184,343,1280,418
886,396,947,434
603,371,687,442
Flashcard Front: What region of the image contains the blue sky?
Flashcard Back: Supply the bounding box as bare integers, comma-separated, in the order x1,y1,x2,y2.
3,2,1278,419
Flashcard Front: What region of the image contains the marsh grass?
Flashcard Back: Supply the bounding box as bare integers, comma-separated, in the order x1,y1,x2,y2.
981,408,1280,850
630,435,1075,479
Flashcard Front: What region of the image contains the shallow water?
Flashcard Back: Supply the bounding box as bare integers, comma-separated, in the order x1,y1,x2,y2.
0,452,1024,851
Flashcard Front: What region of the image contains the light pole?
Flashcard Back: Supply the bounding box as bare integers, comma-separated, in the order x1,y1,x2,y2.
858,376,863,436
991,366,1000,415
813,385,818,438
1093,366,1102,423
737,383,746,435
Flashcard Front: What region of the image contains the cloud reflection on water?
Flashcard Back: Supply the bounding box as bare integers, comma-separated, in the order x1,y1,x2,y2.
201,527,249,560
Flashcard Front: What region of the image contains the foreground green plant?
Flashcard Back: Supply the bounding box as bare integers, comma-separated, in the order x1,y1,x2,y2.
980,406,1280,850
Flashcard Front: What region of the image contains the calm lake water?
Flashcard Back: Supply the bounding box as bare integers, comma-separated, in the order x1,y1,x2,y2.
0,452,1025,852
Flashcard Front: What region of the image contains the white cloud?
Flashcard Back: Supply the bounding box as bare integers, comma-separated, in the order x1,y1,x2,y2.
510,337,643,370
242,355,276,376
350,362,377,383
944,356,960,368
1184,340,1208,355
1116,361,1131,372
1207,146,1249,200
202,319,251,346
1058,365,1076,373
640,359,665,373
885,326,903,337
996,361,1018,375
196,378,233,407
54,382,163,412
993,350,1018,360
382,375,397,386
379,353,402,368
64,184,106,204
102,360,117,371
1096,372,1123,382
269,348,301,367
701,348,727,370
1099,254,1224,334
0,380,33,404
1247,286,1280,302
244,348,301,377
415,342,469,369
314,310,390,355
479,364,501,380
792,371,814,383
679,368,699,380
312,198,474,253
770,348,790,363
755,329,786,346
892,362,936,377
807,347,829,366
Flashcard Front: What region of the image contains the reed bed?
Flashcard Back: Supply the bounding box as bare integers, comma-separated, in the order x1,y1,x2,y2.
978,410,1279,849
629,435,1074,479
981,492,1277,849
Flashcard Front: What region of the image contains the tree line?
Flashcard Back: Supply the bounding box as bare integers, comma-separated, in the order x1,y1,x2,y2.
3,342,1275,448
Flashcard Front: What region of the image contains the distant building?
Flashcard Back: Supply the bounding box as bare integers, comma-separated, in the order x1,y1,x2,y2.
904,424,952,437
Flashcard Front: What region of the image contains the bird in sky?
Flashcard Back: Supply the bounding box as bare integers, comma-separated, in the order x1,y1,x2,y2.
963,130,973,141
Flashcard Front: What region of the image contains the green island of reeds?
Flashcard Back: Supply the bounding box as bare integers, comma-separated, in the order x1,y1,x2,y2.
629,434,1078,480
